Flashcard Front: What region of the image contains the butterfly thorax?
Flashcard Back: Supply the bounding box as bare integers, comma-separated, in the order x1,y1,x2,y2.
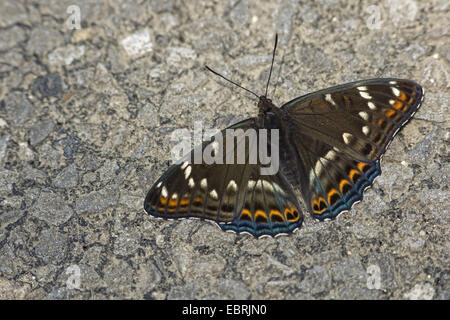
258,96,277,112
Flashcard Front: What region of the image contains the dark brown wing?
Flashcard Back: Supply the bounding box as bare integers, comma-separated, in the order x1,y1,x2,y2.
144,118,303,237
280,78,423,220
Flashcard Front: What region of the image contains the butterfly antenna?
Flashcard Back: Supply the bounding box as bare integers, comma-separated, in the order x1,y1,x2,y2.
265,33,278,97
205,65,259,99
271,44,285,99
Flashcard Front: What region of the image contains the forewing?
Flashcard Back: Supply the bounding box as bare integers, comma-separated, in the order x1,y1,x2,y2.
281,79,423,220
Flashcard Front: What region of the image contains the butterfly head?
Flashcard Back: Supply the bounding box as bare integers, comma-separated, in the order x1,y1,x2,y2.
258,96,276,112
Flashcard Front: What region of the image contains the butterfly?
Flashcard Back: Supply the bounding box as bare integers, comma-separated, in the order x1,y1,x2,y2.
144,35,424,238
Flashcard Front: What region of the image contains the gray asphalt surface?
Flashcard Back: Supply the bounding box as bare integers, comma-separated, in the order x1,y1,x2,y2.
0,0,448,299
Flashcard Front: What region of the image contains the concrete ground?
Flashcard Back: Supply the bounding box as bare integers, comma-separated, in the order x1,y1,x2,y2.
0,0,448,299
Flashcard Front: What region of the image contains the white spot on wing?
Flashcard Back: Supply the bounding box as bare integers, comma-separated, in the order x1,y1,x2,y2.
357,86,368,91
209,189,218,200
227,180,237,192
368,102,377,110
325,93,336,106
261,180,273,191
184,165,192,179
309,170,316,185
342,132,353,144
392,87,400,96
200,178,207,190
188,177,195,188
362,126,370,135
360,91,372,100
161,186,168,198
180,161,188,170
314,160,324,177
324,149,337,161
358,111,369,121
156,181,162,188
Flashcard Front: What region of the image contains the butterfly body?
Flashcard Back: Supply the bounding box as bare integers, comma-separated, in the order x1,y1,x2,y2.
144,76,423,237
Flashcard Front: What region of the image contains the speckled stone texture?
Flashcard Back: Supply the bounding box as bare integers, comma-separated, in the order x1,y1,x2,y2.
0,0,448,300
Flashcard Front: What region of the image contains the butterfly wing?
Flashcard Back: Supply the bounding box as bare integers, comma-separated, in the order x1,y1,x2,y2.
281,79,424,220
144,118,303,237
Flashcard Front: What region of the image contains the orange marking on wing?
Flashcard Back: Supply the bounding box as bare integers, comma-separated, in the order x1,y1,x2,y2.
392,100,404,111
327,188,340,205
254,210,268,222
192,197,203,206
240,208,252,221
270,210,285,223
339,179,351,194
156,195,180,211
179,198,190,207
357,162,368,172
164,196,191,209
312,196,327,215
396,91,410,111
385,109,396,118
285,206,300,222
159,195,168,205
349,169,361,182
151,204,174,212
